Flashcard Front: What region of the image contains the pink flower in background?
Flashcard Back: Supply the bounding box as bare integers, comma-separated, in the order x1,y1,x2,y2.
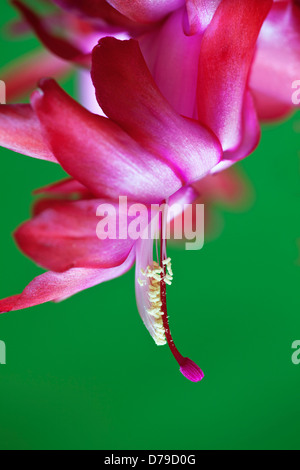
170,167,254,243
10,0,146,64
6,0,300,126
250,0,300,120
1,49,72,103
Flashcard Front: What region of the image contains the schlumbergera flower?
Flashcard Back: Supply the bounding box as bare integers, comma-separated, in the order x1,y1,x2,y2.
5,1,298,238
0,0,298,383
0,38,224,382
3,0,253,219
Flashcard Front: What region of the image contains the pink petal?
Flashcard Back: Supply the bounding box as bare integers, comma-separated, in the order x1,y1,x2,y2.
92,37,222,184
197,0,272,156
250,2,300,110
0,249,135,313
0,49,71,102
34,178,91,197
140,7,202,119
31,78,186,203
0,104,57,162
53,0,142,33
15,198,136,272
12,0,88,63
193,166,252,208
221,91,261,164
252,89,293,122
106,0,185,23
185,0,221,35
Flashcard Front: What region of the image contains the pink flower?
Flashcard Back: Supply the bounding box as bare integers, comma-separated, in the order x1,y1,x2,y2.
250,0,300,120
0,49,72,102
0,37,223,381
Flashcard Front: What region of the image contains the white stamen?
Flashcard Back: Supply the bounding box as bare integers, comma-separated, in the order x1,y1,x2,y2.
140,258,173,346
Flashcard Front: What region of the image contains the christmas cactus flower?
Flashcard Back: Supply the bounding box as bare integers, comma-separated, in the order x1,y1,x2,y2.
0,38,224,382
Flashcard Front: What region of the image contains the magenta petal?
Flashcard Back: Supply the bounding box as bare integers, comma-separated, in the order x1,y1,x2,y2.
12,0,88,63
53,0,141,33
31,79,185,203
0,249,135,313
0,104,57,162
197,0,272,155
106,0,185,23
140,7,203,119
222,91,261,164
250,2,300,109
185,0,221,35
15,199,136,272
1,49,71,103
34,178,91,197
92,38,222,184
252,89,293,122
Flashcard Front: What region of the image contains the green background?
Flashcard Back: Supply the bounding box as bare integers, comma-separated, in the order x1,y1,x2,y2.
0,2,300,451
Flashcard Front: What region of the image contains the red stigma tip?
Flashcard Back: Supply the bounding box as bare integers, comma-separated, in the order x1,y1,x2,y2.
180,358,205,383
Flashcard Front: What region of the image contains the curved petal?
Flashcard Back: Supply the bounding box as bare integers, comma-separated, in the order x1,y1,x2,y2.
12,0,88,64
193,166,251,209
0,249,135,313
140,7,202,119
252,89,293,122
107,0,185,23
31,79,184,203
92,37,222,184
15,199,136,272
34,177,91,197
53,0,142,32
0,104,56,162
223,91,261,163
250,2,300,110
197,0,272,155
185,0,221,35
0,49,71,102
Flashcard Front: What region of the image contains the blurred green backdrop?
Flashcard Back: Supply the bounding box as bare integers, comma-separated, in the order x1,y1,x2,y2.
0,1,300,451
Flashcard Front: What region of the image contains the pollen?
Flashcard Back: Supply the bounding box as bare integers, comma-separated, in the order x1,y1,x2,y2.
139,258,173,346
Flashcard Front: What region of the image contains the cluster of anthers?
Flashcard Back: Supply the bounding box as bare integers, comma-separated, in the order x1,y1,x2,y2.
138,258,173,346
